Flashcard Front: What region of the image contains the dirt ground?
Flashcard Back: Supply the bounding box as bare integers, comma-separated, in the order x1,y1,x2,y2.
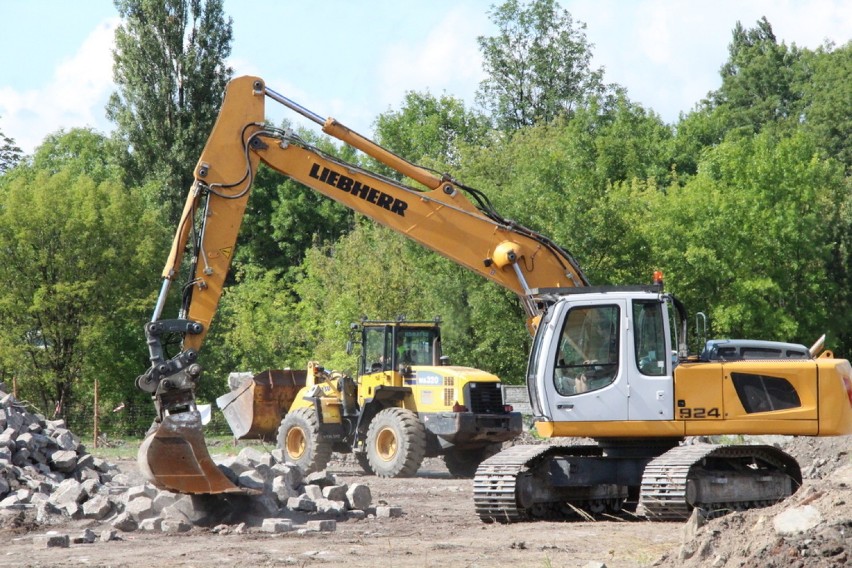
2,435,849,568
2,455,678,568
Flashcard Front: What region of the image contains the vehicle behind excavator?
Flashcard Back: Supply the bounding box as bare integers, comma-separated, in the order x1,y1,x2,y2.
215,318,521,478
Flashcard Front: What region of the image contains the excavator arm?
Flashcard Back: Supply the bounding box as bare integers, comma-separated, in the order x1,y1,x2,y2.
136,76,587,493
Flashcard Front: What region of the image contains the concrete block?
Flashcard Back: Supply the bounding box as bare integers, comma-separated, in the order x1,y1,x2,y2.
51,429,77,452
305,471,335,487
72,529,97,544
152,490,179,513
322,485,347,502
126,496,156,521
287,496,317,512
346,483,373,510
271,462,303,489
316,498,346,515
49,450,77,473
376,506,403,518
305,519,336,532
346,509,367,520
261,518,294,533
139,518,163,531
82,494,113,520
237,469,267,491
33,532,70,549
49,478,86,506
272,476,299,503
161,519,192,533
100,529,118,542
111,511,138,532
303,484,323,501
237,447,274,469
126,483,158,501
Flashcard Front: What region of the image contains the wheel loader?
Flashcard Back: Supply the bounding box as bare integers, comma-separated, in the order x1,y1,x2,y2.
215,318,522,478
135,76,852,523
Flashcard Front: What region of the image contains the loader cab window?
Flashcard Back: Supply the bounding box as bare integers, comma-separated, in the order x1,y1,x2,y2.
633,300,666,376
553,305,620,396
364,326,393,374
396,327,437,366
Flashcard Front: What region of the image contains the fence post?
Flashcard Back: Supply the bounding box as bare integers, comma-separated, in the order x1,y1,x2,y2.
93,378,99,450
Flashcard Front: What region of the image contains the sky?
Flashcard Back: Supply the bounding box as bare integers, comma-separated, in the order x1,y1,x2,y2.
0,0,850,154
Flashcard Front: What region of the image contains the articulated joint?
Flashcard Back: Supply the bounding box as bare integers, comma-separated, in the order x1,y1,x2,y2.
135,319,205,419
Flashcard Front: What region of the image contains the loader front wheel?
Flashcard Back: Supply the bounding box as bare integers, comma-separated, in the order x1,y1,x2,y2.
366,407,426,478
277,407,332,474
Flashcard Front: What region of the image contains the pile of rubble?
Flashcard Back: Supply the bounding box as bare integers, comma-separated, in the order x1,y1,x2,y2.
0,387,398,546
653,437,851,568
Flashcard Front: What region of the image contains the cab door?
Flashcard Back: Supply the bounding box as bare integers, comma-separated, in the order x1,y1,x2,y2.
538,299,630,421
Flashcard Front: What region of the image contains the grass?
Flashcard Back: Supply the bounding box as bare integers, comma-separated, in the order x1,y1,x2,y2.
81,434,273,461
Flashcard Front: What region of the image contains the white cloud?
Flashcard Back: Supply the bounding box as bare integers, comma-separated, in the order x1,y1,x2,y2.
0,18,118,153
378,6,489,109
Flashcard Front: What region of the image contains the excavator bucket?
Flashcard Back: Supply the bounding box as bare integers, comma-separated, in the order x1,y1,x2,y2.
137,410,245,494
216,369,307,441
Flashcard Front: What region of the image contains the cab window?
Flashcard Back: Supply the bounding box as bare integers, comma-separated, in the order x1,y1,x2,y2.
633,300,666,376
553,305,620,396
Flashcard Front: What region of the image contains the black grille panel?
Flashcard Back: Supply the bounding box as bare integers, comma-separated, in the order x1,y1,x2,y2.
466,383,505,414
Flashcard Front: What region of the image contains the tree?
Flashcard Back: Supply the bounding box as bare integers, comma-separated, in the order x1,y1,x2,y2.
476,0,612,130
107,0,233,222
373,91,490,173
0,129,167,429
0,123,23,174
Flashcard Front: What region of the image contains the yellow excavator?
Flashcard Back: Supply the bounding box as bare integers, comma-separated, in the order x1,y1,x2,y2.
136,76,852,521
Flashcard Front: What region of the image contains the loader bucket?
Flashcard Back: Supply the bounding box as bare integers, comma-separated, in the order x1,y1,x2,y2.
138,409,245,494
216,369,307,441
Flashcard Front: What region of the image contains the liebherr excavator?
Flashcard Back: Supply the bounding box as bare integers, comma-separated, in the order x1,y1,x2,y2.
136,76,852,521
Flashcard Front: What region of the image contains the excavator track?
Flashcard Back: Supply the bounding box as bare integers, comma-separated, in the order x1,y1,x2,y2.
639,444,801,521
473,444,605,523
473,444,560,522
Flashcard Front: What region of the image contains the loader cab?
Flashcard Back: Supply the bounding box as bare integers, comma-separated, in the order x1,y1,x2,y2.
355,319,443,376
527,287,682,425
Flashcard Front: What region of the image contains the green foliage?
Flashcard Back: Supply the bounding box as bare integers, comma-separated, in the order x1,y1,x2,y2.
645,130,847,348
373,91,490,172
107,0,233,223
0,122,22,174
477,0,614,130
0,129,167,426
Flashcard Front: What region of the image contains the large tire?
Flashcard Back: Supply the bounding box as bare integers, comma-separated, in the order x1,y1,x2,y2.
277,407,332,474
443,443,502,478
366,407,426,478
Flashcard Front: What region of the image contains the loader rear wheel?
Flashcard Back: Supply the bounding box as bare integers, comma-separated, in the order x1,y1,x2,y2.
366,407,426,478
277,407,332,474
443,443,502,478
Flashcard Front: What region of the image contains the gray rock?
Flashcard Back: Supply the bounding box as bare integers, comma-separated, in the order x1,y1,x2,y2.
32,532,70,549
322,485,347,502
72,528,97,545
237,469,267,491
126,496,156,521
287,496,317,512
49,450,77,473
139,517,163,531
345,484,372,510
773,505,822,536
305,519,336,532
303,484,323,501
376,506,403,518
161,519,192,533
100,529,118,542
305,471,335,487
49,478,86,506
82,494,113,520
316,498,346,515
261,518,293,533
112,511,139,532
